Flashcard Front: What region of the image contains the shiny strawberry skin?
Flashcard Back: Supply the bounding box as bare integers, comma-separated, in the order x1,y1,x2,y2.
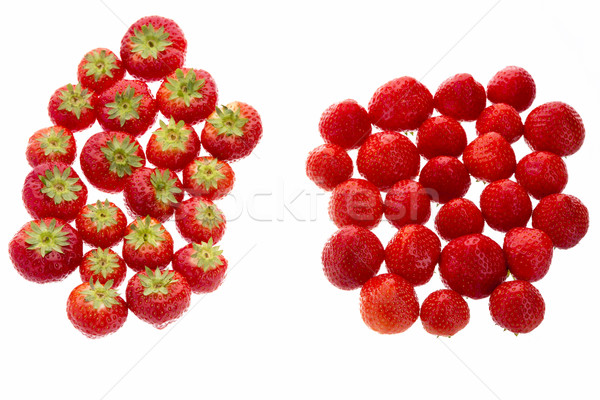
420,289,470,337
183,157,235,200
77,48,125,93
328,178,383,229
489,280,545,334
480,179,532,232
175,197,226,244
532,194,589,249
434,73,486,121
416,115,467,159
503,228,553,282
515,151,567,200
487,66,536,112
434,198,484,242
26,126,76,167
419,156,470,204
306,144,353,191
121,218,174,272
80,248,127,287
75,201,127,248
172,244,228,293
476,103,524,144
48,84,96,132
146,122,200,172
319,99,372,149
124,167,183,222
463,132,516,182
384,179,431,229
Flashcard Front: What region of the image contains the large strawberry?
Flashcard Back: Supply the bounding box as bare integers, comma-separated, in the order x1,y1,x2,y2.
124,167,183,222
463,132,516,182
306,143,353,191
80,248,127,288
479,179,532,232
75,200,127,248
503,228,553,282
319,99,372,149
487,66,536,112
515,151,568,200
26,126,76,167
489,280,545,334
122,216,174,272
476,103,524,144
146,118,200,172
419,156,470,204
416,115,467,159
173,239,228,294
383,179,431,229
532,194,589,249
175,197,226,244
420,289,470,337
77,48,125,93
48,83,96,132
434,198,484,242
328,178,383,229
183,156,235,200
434,73,486,121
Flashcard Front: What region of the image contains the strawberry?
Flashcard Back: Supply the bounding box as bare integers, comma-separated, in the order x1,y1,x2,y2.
368,76,433,131
80,248,127,288
94,79,157,138
321,226,384,290
475,103,524,144
385,225,441,286
201,102,262,161
439,234,507,299
122,216,174,272
359,273,419,334
47,83,95,132
182,156,235,200
175,197,226,244
22,163,88,222
9,218,82,283
173,239,228,293
489,280,545,334
306,143,353,191
26,126,76,167
319,99,372,149
120,16,187,82
356,130,420,191
487,66,536,112
328,178,383,229
416,115,467,159
433,73,486,121
532,194,589,249
146,118,200,172
383,179,431,229
126,267,191,329
66,279,128,338
156,68,218,124
420,289,470,337
124,167,183,222
515,151,568,200
75,200,127,248
504,228,553,282
480,179,532,232
77,48,125,93
434,198,484,242
463,132,516,183
419,156,470,204
80,131,146,193
524,101,585,156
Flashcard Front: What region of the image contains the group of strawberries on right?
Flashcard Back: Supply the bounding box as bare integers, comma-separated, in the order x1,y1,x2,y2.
306,66,589,336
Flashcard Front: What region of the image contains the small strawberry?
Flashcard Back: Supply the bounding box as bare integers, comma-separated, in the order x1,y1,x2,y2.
173,239,228,293
434,198,484,242
384,179,431,229
182,156,235,200
416,115,467,159
319,99,372,149
122,216,174,272
487,66,536,112
80,248,127,288
434,73,486,121
77,48,125,93
515,151,568,200
124,167,183,222
480,179,532,232
504,228,553,282
328,178,383,229
463,132,516,183
489,280,545,334
48,83,95,132
476,103,524,144
9,218,82,283
146,118,200,172
420,289,470,337
306,143,353,191
419,156,470,204
26,126,76,167
175,197,226,244
321,226,384,290
532,194,589,249
75,200,127,248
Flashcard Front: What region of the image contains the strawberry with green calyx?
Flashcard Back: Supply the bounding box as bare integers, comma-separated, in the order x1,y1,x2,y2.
26,126,76,167
67,279,128,338
175,197,226,244
146,118,200,171
48,83,96,132
77,48,125,93
22,162,88,222
126,267,191,329
9,218,82,283
80,248,127,287
122,216,174,272
124,167,184,222
182,156,235,200
173,238,228,293
75,200,127,248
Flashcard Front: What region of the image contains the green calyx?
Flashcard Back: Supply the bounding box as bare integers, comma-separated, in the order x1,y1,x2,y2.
88,248,120,279
191,158,226,190
82,278,121,309
38,166,82,204
164,69,205,107
150,169,182,205
36,127,70,156
101,135,143,178
191,238,223,272
125,216,166,250
154,118,191,152
208,106,248,137
84,200,119,231
106,86,143,126
83,49,119,81
194,201,224,229
25,219,69,257
57,83,93,119
140,267,177,296
130,23,172,59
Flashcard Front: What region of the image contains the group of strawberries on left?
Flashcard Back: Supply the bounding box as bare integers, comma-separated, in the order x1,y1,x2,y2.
8,16,262,338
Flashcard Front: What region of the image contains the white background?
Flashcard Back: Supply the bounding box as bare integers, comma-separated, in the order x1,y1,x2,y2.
1,1,598,399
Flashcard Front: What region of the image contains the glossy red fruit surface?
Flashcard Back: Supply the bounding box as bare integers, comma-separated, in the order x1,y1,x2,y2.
80,248,127,288
515,151,567,200
416,115,467,159
384,180,431,229
172,239,228,294
319,99,372,149
122,217,174,272
480,179,532,232
434,73,486,121
146,118,200,172
175,197,226,244
419,156,470,204
328,179,383,229
75,200,127,248
420,289,470,337
48,83,96,132
476,103,524,143
489,280,545,334
463,132,516,183
504,228,553,282
306,144,353,191
532,194,589,249
124,167,184,222
434,198,484,242
77,48,125,93
487,66,536,112
183,157,235,200
26,126,76,168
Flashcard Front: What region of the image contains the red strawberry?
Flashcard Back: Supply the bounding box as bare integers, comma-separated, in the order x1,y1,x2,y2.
22,163,88,222
384,179,431,229
124,167,183,222
487,66,536,112
146,118,200,172
67,279,128,338
126,267,191,329
489,280,545,334
480,179,532,232
439,234,507,299
385,225,441,286
77,48,125,93
175,197,226,244
172,239,228,293
420,289,470,337
357,130,420,190
416,115,467,159
515,151,568,200
504,228,553,282
476,103,524,143
321,226,384,290
26,126,76,167
532,194,589,249
80,131,146,193
319,99,372,149
201,102,262,161
75,200,127,248
306,143,353,191
120,16,186,82
47,83,95,132
182,156,235,200
368,76,433,131
95,79,157,138
328,178,383,229
359,273,419,334
434,73,486,121
156,68,218,124
524,101,585,156
419,156,470,204
434,198,484,242
80,248,127,288
9,218,82,283
463,132,516,182
122,216,174,272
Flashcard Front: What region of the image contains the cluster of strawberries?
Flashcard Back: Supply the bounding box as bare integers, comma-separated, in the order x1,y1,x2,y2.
307,67,588,336
9,16,262,338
